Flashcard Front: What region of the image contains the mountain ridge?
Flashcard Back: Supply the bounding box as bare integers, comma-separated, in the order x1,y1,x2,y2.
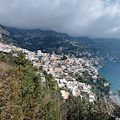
0,24,120,62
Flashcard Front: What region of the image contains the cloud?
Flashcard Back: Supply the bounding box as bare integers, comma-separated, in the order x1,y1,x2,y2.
0,0,120,38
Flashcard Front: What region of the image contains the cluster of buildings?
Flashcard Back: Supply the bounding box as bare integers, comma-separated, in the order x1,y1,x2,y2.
0,42,101,102
35,51,98,102
0,42,29,53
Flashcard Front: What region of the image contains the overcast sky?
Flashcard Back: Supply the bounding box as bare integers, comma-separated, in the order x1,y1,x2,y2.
0,0,120,38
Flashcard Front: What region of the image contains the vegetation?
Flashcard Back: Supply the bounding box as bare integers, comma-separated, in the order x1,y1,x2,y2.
61,55,67,60
62,96,110,120
43,70,58,90
0,52,62,120
0,52,118,120
74,72,110,99
113,104,120,118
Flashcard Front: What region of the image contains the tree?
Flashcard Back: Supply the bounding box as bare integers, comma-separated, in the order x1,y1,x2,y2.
113,104,120,118
88,100,110,120
0,66,47,120
0,68,24,119
62,96,110,120
15,52,29,66
61,55,67,60
64,96,88,120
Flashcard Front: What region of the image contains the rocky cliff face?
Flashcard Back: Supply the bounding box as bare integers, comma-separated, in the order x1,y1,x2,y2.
0,25,10,36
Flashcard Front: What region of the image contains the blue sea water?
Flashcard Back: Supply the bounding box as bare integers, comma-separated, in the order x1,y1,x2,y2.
98,62,120,100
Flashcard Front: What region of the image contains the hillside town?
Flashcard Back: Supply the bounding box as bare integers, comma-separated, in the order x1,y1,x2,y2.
0,42,110,102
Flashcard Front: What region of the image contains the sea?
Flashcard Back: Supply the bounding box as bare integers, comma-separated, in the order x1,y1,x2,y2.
98,62,120,100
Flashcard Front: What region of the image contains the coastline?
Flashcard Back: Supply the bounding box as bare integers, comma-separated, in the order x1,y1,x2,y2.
97,64,120,106
95,65,103,71
109,91,120,106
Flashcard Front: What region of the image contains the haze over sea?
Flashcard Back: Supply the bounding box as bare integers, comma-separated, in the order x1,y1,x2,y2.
99,62,120,100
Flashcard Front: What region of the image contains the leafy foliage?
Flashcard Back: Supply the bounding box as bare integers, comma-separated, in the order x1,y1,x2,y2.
0,52,116,120
0,53,62,120
62,96,110,120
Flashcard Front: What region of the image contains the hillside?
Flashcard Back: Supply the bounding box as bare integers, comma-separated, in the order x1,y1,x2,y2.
0,24,120,62
1,51,119,120
0,40,120,119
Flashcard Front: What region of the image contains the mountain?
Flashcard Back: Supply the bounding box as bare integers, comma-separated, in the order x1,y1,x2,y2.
1,25,75,53
0,24,120,61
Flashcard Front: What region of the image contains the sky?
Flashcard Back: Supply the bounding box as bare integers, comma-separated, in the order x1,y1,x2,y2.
0,0,120,38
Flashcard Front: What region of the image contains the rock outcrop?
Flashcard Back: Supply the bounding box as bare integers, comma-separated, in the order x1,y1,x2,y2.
0,25,10,36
